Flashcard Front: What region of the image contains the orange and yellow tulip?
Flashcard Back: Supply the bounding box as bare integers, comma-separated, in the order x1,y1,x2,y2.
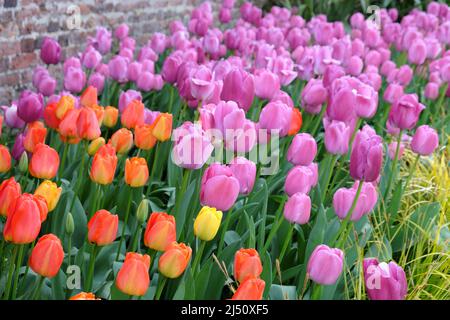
88,210,119,246
103,106,119,128
231,278,265,300
24,121,47,153
29,234,64,278
152,113,173,142
69,292,99,300
0,145,12,173
158,242,192,279
58,108,81,144
134,124,157,150
43,101,60,130
121,99,145,129
90,143,118,185
116,252,150,296
124,157,149,187
143,212,176,252
0,177,21,217
77,107,101,141
87,137,106,156
234,248,263,283
80,85,98,109
56,95,75,120
109,128,133,155
29,143,60,179
34,180,62,212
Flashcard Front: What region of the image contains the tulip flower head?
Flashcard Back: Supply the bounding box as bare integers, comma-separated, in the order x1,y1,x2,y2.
158,242,192,278
144,212,177,251
29,234,64,278
116,252,151,296
194,206,223,241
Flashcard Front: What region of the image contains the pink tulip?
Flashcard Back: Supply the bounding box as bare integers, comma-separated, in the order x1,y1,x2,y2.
284,192,311,224
40,37,61,65
229,157,256,195
284,165,315,196
287,133,317,166
301,78,327,114
114,23,129,40
88,73,105,94
333,187,368,221
254,69,280,100
82,46,102,69
411,125,439,156
258,100,292,137
408,38,427,65
64,67,86,94
307,245,344,285
190,65,214,101
108,55,128,83
388,94,425,130
363,258,407,300
221,68,255,111
324,120,351,155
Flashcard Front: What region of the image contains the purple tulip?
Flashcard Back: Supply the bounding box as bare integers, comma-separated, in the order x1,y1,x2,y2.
349,125,383,182
64,67,86,94
284,192,311,224
221,68,255,112
137,72,155,92
424,82,439,100
228,157,256,195
82,46,102,69
411,125,439,156
161,53,183,84
3,104,25,129
219,8,232,24
284,165,316,196
363,258,407,300
333,187,368,221
118,90,142,113
307,245,344,285
37,75,56,97
94,27,112,54
40,37,61,65
88,72,105,94
287,133,317,166
200,163,240,211
383,83,404,104
150,32,168,54
254,69,280,100
408,38,427,65
138,46,157,62
11,133,26,161
388,94,425,130
114,23,129,40
324,120,351,155
17,90,44,123
301,78,327,114
171,121,214,170
63,57,81,74
127,62,142,82
108,55,128,83
190,65,214,101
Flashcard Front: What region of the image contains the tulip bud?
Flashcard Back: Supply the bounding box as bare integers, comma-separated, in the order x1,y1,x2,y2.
29,143,60,180
234,248,263,283
29,234,64,278
103,106,119,128
124,157,149,187
136,199,149,223
116,252,150,296
18,152,28,173
65,212,75,235
88,137,106,156
158,242,192,278
90,143,118,185
34,180,62,212
88,209,119,246
231,278,265,300
363,258,407,300
144,212,176,251
194,206,223,241
287,133,317,166
411,125,439,156
284,192,311,224
307,244,344,285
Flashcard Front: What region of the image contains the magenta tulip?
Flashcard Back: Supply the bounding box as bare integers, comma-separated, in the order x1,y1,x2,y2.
40,37,61,65
287,133,317,166
307,245,344,285
410,125,439,156
284,192,311,224
388,94,425,130
363,258,407,300
228,157,256,195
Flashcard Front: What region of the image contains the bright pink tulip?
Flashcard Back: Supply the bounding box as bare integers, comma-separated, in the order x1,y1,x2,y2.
284,165,315,196
221,68,255,112
363,258,407,300
284,192,311,224
228,157,256,195
287,133,317,166
307,245,344,285
388,94,425,130
410,125,439,156
301,78,327,114
324,120,351,155
40,37,61,65
254,69,280,100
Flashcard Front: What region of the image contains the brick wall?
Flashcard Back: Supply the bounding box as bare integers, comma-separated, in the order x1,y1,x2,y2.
0,0,250,106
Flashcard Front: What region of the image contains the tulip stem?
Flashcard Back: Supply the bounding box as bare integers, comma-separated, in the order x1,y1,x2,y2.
11,244,25,300
319,154,338,203
67,235,72,267
69,141,87,213
383,130,403,201
3,245,18,300
172,169,191,222
31,276,44,300
279,224,295,266
334,180,364,249
115,186,133,261
191,240,206,275
129,221,142,252
403,154,420,193
311,283,322,300
58,142,69,183
85,244,98,292
154,275,167,300
347,118,363,158
310,104,326,137
217,207,234,255
262,196,287,253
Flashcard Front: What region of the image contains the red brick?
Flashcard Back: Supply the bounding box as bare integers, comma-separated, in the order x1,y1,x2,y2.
10,52,37,70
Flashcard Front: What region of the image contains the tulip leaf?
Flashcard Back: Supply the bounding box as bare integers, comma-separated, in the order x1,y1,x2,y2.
269,284,297,300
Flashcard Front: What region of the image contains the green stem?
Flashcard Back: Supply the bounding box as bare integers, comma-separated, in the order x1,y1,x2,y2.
85,245,98,292
191,240,206,275
279,224,294,265
69,141,87,213
403,154,420,192
383,130,403,200
11,244,25,300
262,196,287,253
311,283,323,300
319,154,338,203
67,235,72,267
172,169,191,219
58,142,69,183
310,104,326,137
217,207,234,255
31,276,44,300
3,245,18,300
154,276,167,300
115,186,133,261
129,221,142,252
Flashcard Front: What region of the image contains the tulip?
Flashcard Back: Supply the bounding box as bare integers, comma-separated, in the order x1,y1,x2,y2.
200,163,240,211
29,143,60,180
284,192,311,224
90,144,118,185
88,72,105,93
118,90,142,113
43,102,60,130
87,137,106,156
190,65,214,101
144,212,176,251
408,38,427,65
64,67,86,93
333,187,368,221
58,109,81,144
3,194,44,244
0,145,12,173
231,278,265,300
69,292,98,300
194,206,223,241
40,37,61,65
103,106,119,128
388,94,425,130
301,78,328,114
56,95,75,120
109,128,134,155
80,86,98,109
258,100,292,137
158,242,192,278
383,83,404,104
115,23,129,40
307,245,344,285
349,125,383,182
29,234,64,278
17,90,44,123
11,134,25,161
284,165,316,196
228,157,256,195
37,75,56,97
221,68,255,111
108,55,128,83
116,252,151,296
137,72,155,91
254,69,280,100
352,181,378,214
3,104,25,129
363,258,407,300
287,133,317,166
34,180,62,212
88,210,119,246
424,82,439,100
324,120,351,155
23,121,47,153
288,108,303,136
134,124,157,150
171,121,214,170
121,100,145,130
411,125,439,156
152,113,173,142
234,248,263,283
124,157,149,187
0,177,21,217
77,107,101,140
388,141,405,160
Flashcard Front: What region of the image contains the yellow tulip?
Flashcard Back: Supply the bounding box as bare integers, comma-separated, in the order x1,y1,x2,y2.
87,137,106,156
193,206,223,241
34,180,62,211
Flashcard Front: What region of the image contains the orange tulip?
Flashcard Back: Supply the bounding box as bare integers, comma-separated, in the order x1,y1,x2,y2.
158,242,192,279
58,108,81,144
143,212,176,252
0,177,21,217
103,106,119,128
77,107,101,140
152,113,173,142
124,157,149,187
0,114,3,137
109,128,133,155
116,252,150,296
69,292,99,300
87,137,106,156
134,124,157,150
29,143,60,179
231,278,265,300
33,194,49,222
88,210,119,246
90,143,118,185
56,95,75,120
87,104,105,125
43,102,61,130
3,193,44,244
29,234,64,278
24,121,47,153
121,99,145,129
0,145,12,173
288,108,303,136
80,85,98,109
234,248,263,283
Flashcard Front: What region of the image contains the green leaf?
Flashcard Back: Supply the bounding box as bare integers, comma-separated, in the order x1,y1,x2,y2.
269,284,297,300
